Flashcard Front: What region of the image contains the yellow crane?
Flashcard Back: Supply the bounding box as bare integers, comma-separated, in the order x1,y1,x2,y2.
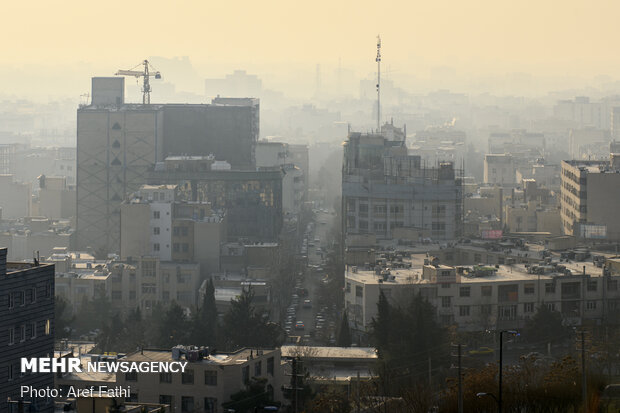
115,59,161,104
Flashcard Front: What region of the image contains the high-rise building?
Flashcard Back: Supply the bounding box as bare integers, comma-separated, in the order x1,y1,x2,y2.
342,132,463,241
0,248,55,413
561,156,620,241
77,78,259,254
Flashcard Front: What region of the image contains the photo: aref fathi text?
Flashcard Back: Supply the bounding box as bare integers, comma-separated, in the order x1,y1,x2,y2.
21,385,131,398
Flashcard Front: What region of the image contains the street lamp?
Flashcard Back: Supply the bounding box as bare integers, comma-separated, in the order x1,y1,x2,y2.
498,330,519,413
476,392,499,407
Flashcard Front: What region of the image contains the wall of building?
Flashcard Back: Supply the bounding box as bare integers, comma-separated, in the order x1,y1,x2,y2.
0,249,55,412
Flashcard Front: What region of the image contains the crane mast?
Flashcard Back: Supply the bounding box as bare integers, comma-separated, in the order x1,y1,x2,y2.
376,35,381,131
115,60,161,104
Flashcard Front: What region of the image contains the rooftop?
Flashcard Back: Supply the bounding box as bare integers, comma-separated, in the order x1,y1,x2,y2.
123,348,277,366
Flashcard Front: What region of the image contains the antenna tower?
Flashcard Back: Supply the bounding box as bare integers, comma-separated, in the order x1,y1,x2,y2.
376,35,381,131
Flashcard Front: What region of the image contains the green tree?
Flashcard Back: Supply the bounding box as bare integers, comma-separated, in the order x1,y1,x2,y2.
190,278,218,347
336,312,352,347
153,302,190,348
370,291,448,389
54,295,74,339
221,377,277,413
524,304,569,344
222,288,283,350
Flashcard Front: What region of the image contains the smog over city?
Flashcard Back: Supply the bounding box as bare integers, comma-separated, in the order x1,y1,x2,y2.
3,1,620,412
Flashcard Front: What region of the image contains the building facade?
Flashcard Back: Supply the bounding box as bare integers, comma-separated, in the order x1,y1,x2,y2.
561,157,620,241
342,132,463,241
0,248,55,413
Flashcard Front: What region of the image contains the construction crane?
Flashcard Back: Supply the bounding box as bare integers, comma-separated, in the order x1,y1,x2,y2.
115,60,161,104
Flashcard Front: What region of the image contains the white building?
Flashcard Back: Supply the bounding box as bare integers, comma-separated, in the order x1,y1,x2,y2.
344,258,620,333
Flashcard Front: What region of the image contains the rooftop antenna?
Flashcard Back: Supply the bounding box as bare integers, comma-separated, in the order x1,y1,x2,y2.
376,35,382,131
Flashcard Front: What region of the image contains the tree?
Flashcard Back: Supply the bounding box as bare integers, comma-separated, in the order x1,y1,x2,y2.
524,304,569,344
54,295,74,339
190,278,218,347
370,291,448,391
223,288,283,350
336,312,352,347
153,302,190,348
222,377,277,413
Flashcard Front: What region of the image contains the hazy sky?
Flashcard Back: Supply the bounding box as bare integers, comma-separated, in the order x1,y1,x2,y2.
3,0,620,97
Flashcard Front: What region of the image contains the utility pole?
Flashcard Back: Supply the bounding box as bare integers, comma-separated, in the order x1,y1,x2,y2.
375,35,381,131
428,356,432,388
451,343,466,413
581,331,587,413
357,370,361,413
458,344,463,413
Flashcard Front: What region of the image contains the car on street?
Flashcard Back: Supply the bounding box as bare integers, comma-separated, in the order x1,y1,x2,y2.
295,321,305,330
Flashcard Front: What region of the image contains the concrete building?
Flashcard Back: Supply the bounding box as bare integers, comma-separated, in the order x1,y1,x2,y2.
0,217,74,261
484,154,515,186
148,156,282,242
281,345,378,385
0,248,55,413
116,347,285,413
561,157,620,241
77,78,259,253
120,184,226,276
0,174,31,219
345,255,620,334
204,70,263,98
256,141,308,216
37,175,76,220
342,132,463,241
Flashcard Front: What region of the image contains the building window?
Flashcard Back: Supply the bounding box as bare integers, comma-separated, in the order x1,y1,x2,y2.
587,301,597,311
204,370,217,386
111,291,122,300
8,364,14,381
173,243,180,252
524,283,535,295
15,291,25,307
159,395,173,406
125,372,138,382
242,366,249,384
459,287,470,297
160,372,172,383
459,306,470,317
153,211,160,219
45,283,52,298
30,287,36,304
181,227,189,237
30,322,36,339
346,283,351,293
8,293,14,309
546,303,555,311
524,302,534,313
441,296,451,308
45,320,50,336
587,280,597,292
153,243,160,252
355,286,363,297
267,357,274,376
481,304,492,315
182,243,189,253
441,283,450,289
254,361,262,377
181,396,194,413
481,286,492,297
154,227,160,235
8,327,14,345
608,280,618,291
182,369,194,384
204,397,217,413
545,283,555,294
